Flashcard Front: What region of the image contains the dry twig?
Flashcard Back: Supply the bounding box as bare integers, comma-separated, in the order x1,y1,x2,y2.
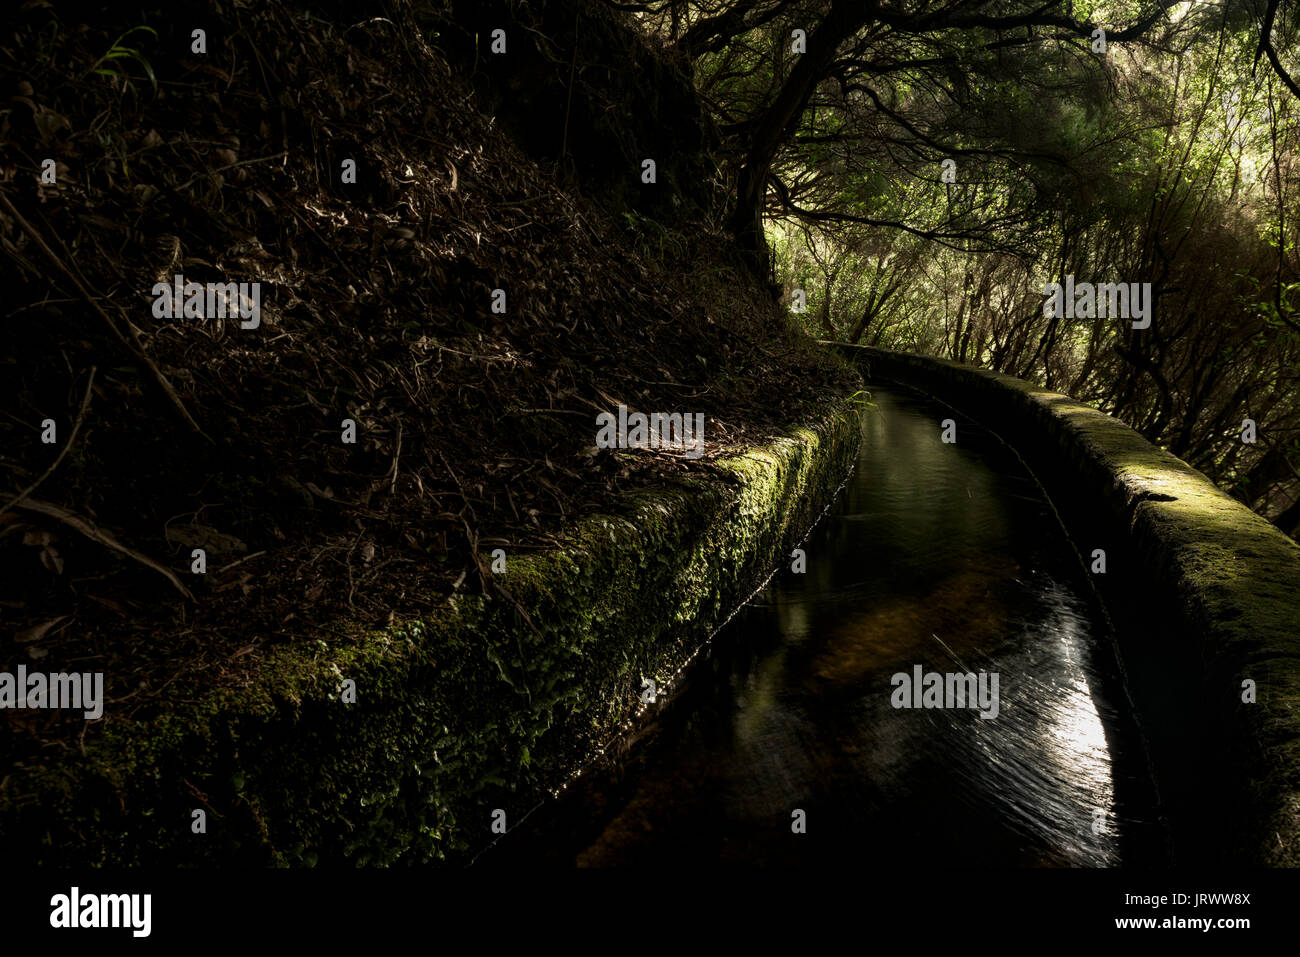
12,497,195,600
0,365,96,521
0,191,208,439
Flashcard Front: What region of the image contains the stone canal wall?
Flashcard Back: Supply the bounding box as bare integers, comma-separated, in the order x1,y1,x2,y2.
1,399,861,866
833,343,1300,866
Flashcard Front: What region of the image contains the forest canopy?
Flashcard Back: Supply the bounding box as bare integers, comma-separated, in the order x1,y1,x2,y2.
610,0,1300,537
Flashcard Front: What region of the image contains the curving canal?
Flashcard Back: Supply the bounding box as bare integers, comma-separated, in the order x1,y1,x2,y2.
484,383,1165,867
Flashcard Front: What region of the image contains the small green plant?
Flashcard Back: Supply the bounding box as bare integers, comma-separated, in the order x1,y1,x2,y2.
847,389,875,409
85,25,158,97
621,209,686,263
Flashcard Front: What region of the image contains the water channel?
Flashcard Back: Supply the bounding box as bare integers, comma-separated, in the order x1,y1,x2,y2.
484,383,1166,867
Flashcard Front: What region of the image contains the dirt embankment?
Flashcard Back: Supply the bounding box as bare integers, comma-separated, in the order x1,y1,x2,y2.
0,0,856,860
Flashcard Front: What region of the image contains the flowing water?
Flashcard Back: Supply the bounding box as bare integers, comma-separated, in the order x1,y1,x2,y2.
484,384,1164,867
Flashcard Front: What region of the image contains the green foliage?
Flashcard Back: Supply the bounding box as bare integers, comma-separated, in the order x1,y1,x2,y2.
84,25,157,98
621,209,688,263
664,0,1299,525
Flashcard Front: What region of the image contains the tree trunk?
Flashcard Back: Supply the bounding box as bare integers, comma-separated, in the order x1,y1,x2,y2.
727,0,870,277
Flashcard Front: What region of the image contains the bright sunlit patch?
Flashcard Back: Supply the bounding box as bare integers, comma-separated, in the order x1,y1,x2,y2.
1035,599,1116,848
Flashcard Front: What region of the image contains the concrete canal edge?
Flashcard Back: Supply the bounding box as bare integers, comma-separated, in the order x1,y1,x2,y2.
833,342,1300,866
1,397,862,866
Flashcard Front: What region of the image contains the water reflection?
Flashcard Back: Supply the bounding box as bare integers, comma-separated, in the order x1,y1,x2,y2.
487,386,1153,867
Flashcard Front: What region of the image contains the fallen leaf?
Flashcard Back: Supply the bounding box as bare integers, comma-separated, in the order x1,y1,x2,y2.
165,523,247,556
15,616,67,643
87,594,129,615
304,482,335,499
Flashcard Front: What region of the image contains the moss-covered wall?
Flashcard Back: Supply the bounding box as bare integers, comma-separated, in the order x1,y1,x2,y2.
833,343,1300,866
1,399,860,866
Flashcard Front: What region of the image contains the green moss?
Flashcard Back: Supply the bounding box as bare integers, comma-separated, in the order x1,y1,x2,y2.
834,342,1300,867
1,399,861,867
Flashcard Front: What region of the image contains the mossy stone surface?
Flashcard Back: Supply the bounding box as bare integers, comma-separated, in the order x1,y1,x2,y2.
1,400,861,866
833,343,1300,866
